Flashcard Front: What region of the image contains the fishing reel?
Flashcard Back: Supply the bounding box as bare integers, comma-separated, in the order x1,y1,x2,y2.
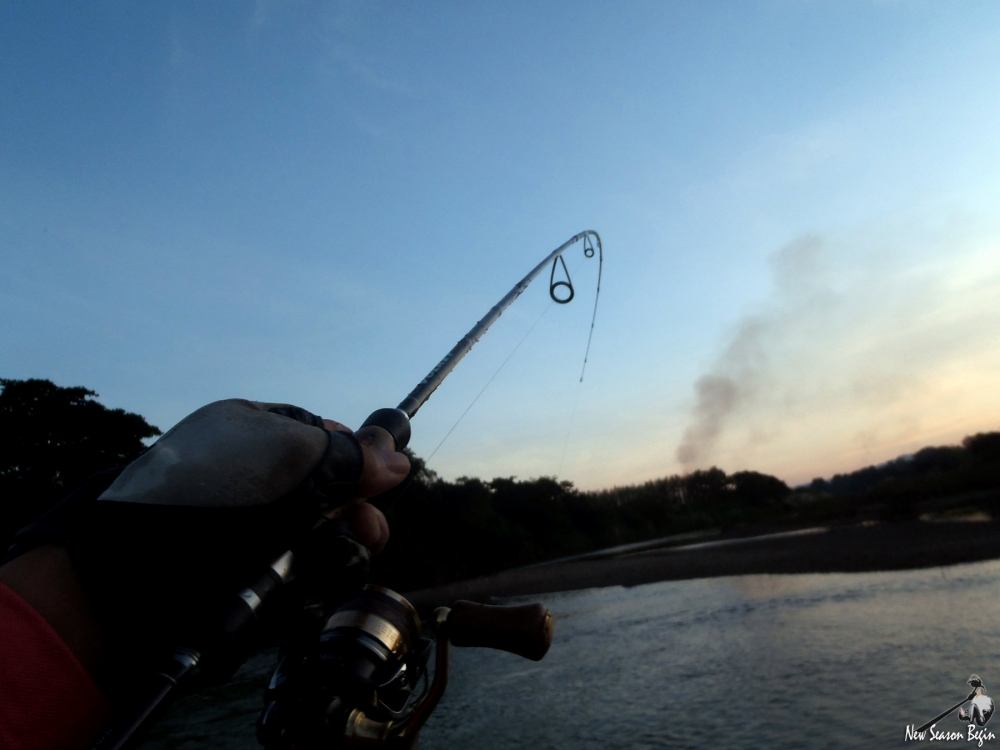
256,586,553,750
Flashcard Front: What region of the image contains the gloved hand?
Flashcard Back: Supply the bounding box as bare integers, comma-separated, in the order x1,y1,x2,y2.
11,399,410,682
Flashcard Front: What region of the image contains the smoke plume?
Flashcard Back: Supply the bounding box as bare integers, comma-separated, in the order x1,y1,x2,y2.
676,236,825,470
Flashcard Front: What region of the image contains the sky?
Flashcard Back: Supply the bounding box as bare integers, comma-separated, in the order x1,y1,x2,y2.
3,1,1000,490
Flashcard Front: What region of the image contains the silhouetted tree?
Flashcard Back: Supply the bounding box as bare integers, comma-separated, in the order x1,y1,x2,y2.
910,446,963,474
964,432,1000,462
729,471,790,508
0,378,160,543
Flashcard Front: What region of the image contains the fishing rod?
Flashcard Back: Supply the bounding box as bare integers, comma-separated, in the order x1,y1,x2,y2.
362,228,603,449
916,690,977,733
92,230,602,749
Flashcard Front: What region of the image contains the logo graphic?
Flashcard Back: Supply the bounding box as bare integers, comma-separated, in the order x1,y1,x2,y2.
906,675,996,747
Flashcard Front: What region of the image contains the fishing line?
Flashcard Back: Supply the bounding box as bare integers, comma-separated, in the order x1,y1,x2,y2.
578,232,602,383
371,229,603,467
427,241,601,464
557,236,602,471
557,376,583,478
427,300,555,461
552,249,588,474
389,230,603,423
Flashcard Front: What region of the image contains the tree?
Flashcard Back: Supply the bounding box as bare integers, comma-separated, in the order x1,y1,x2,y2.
683,467,729,506
964,432,1000,462
729,471,790,508
0,378,161,543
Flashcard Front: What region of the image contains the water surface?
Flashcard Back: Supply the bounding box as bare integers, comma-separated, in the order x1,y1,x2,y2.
145,560,1000,749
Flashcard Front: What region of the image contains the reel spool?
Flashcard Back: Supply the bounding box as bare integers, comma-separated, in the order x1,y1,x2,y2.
257,586,553,749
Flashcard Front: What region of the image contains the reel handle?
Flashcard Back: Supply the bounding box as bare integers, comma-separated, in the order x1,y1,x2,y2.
360,407,411,451
444,600,554,661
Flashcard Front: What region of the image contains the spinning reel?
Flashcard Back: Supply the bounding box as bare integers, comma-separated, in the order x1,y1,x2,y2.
257,585,553,749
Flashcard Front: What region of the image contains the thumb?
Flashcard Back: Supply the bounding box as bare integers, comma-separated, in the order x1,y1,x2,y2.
355,425,410,497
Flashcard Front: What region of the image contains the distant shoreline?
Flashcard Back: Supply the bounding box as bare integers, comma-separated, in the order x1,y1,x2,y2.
405,519,1000,608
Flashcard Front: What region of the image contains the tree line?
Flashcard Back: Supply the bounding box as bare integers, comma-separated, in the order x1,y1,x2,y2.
371,463,793,590
2,379,998,591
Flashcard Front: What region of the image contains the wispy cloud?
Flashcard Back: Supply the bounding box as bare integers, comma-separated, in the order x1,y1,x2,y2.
245,0,272,44
326,42,416,97
310,4,417,98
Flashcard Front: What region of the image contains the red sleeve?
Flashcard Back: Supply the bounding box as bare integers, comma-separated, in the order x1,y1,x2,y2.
0,582,111,750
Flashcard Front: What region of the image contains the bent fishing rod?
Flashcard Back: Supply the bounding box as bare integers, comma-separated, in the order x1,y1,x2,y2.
361,228,603,448
92,229,602,750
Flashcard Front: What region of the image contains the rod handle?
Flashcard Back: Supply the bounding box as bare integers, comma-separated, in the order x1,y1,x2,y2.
444,600,553,661
360,407,411,450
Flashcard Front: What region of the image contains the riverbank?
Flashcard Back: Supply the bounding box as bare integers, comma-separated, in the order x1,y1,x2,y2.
405,518,1000,607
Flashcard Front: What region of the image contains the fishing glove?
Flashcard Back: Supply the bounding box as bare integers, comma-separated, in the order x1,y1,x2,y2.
8,399,408,677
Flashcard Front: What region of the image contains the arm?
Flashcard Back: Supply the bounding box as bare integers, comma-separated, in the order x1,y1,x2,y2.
0,401,409,737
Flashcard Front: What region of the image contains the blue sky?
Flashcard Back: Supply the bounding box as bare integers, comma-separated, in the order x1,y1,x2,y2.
3,1,1000,489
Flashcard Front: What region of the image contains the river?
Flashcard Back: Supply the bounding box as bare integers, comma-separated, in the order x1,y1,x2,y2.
143,559,1000,749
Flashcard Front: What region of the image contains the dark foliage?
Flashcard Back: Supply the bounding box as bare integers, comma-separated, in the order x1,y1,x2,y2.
2,377,998,593
796,432,1000,522
0,378,160,543
372,465,793,591
374,431,1000,590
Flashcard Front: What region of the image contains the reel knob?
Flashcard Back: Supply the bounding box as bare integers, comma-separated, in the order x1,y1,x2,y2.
442,600,554,661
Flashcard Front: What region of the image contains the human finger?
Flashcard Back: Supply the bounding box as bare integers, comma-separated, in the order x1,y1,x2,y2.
336,502,390,555
354,425,410,498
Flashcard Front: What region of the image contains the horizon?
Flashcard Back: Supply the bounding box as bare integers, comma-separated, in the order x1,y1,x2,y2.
7,374,994,495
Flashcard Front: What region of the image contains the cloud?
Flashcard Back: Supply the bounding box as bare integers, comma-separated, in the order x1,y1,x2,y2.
309,4,416,98
327,43,415,96
246,0,271,43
